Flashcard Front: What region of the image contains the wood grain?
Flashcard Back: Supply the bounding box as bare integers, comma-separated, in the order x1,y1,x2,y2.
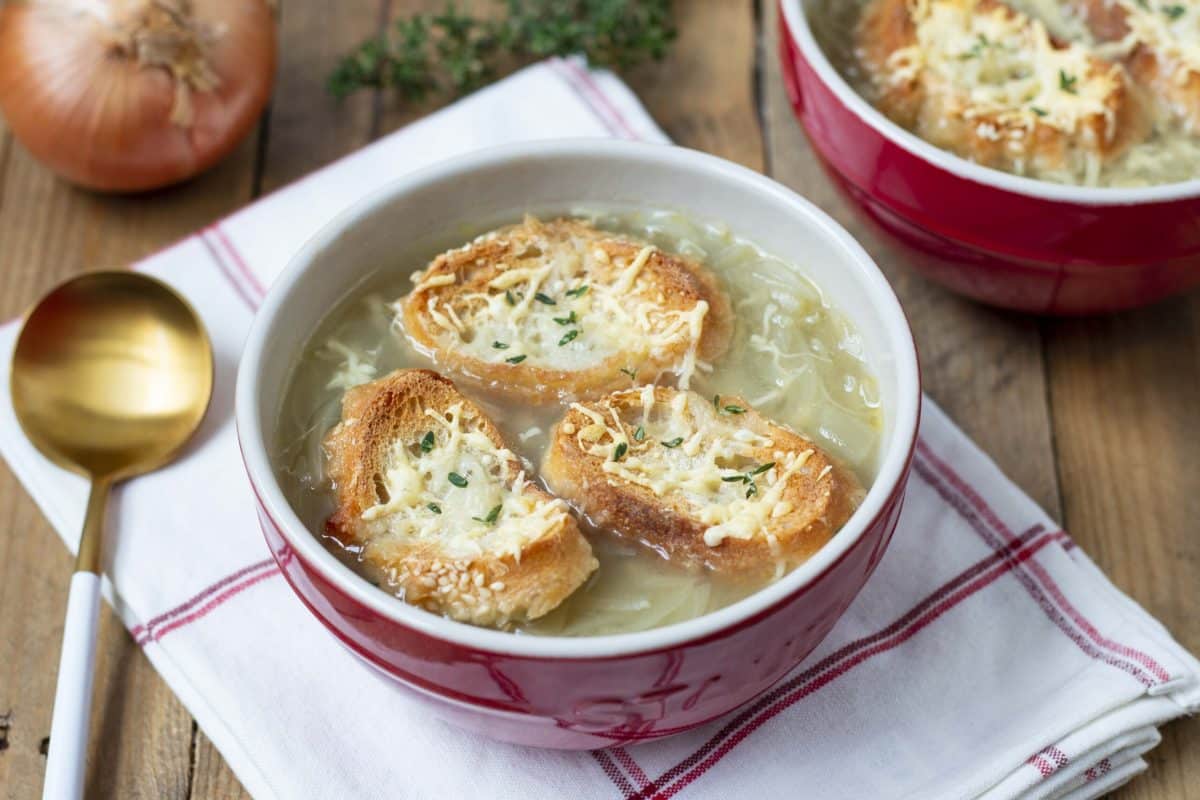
625,0,764,171
189,732,252,800
257,0,385,194
1045,302,1200,799
0,0,1196,797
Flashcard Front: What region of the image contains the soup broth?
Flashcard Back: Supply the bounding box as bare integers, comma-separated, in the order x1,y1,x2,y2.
811,0,1200,187
273,208,882,636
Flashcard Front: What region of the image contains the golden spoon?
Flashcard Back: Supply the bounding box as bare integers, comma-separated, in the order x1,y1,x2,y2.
10,272,213,800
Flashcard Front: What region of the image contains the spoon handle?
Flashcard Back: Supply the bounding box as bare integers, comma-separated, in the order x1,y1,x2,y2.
43,480,109,800
42,573,101,800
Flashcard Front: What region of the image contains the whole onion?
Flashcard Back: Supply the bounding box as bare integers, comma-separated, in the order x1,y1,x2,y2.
0,0,277,192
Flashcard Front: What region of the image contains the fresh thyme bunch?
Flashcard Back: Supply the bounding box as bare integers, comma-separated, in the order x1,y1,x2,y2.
328,0,676,101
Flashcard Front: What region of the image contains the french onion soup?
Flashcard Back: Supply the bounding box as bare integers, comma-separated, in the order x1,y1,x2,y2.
274,209,882,635
817,0,1200,187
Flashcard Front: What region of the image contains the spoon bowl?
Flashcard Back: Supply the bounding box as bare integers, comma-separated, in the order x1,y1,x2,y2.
10,271,212,800
12,271,213,480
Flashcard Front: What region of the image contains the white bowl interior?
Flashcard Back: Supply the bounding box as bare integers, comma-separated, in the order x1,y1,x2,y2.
237,140,920,658
782,0,1200,206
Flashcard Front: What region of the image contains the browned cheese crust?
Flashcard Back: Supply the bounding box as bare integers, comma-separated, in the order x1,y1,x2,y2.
398,217,733,405
1074,0,1200,132
541,386,865,580
857,0,1150,174
324,368,597,627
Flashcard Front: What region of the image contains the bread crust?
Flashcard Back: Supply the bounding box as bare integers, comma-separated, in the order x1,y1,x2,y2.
1074,0,1200,132
857,0,1149,175
398,217,733,405
324,368,597,627
541,387,865,579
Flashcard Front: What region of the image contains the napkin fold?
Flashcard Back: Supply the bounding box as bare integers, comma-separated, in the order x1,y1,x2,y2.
2,58,1197,800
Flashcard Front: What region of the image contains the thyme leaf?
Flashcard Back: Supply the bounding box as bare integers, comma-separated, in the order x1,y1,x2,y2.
329,1,677,102
473,504,502,524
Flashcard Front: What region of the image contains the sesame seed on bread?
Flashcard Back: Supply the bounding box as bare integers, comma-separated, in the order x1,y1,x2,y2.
324,368,597,627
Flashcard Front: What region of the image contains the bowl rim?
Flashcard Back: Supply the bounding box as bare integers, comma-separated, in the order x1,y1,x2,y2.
235,138,921,660
779,0,1200,207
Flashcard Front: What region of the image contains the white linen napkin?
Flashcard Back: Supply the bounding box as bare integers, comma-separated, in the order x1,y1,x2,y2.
2,58,1197,800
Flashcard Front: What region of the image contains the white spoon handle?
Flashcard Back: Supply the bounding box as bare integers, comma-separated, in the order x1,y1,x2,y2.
42,571,101,800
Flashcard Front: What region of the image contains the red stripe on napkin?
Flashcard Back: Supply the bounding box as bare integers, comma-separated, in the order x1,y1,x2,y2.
208,224,268,298
916,442,1170,683
914,452,1161,687
615,522,1056,799
650,531,1060,799
550,58,640,140
198,231,261,311
136,561,281,646
129,558,276,642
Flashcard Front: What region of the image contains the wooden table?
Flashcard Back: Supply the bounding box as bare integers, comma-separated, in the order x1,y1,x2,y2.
0,2,1196,797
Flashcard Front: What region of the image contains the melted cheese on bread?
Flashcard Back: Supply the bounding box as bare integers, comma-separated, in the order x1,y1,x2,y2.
859,0,1147,180
399,217,732,403
361,400,568,560
323,369,596,627
568,387,820,548
543,386,864,577
892,0,1123,135
1115,0,1200,81
1072,0,1200,131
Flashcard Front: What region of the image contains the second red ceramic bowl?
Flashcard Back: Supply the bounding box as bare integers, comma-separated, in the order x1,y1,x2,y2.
235,140,921,749
779,0,1200,315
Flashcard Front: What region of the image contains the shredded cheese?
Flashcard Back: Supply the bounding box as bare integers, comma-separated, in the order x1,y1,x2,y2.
407,219,711,387
323,339,377,390
887,0,1125,141
568,390,833,549
1117,1,1200,84
359,402,568,561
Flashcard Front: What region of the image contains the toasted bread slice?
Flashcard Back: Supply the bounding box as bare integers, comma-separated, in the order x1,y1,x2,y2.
541,386,865,578
1072,0,1200,132
323,369,597,627
857,0,1149,178
398,217,732,404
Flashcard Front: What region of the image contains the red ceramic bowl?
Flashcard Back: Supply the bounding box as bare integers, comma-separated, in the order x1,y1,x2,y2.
779,0,1200,315
235,140,921,749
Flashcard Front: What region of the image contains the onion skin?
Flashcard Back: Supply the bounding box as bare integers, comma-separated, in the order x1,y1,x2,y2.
0,1,277,193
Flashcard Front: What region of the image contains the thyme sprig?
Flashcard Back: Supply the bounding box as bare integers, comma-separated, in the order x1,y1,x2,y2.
329,1,676,101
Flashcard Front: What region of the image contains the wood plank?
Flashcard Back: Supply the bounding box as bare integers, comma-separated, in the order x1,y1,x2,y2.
372,0,765,170
190,731,252,800
256,0,385,194
625,0,764,170
1045,300,1200,800
0,479,74,796
757,1,1061,514
0,74,261,800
